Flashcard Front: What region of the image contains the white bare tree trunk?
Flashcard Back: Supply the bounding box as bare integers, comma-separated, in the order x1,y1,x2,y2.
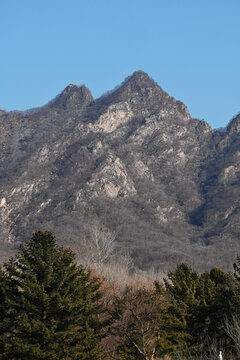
225,315,240,356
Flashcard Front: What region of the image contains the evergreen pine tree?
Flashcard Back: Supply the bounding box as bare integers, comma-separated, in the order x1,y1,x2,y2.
155,292,190,357
163,263,240,356
3,230,103,360
202,267,240,353
161,263,200,355
0,266,9,357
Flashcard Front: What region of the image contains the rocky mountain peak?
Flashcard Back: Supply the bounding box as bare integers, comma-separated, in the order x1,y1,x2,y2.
0,110,7,116
226,113,240,134
116,70,161,98
48,84,93,110
109,70,191,121
97,70,175,116
124,70,157,88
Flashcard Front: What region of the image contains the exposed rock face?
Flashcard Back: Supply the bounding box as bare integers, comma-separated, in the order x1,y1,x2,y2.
0,71,240,271
48,84,93,110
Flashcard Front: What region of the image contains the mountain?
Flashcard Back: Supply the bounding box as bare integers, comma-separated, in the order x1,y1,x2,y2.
0,71,240,271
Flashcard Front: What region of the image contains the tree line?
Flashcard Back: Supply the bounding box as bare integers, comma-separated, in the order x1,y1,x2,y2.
0,230,240,359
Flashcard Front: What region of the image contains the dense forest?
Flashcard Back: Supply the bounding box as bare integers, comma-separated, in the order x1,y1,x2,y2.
1,231,240,359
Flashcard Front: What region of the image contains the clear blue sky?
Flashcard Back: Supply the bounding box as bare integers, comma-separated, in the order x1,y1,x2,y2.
0,0,239,128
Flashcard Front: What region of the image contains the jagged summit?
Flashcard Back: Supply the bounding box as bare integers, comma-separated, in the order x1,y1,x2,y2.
48,84,93,110
96,70,159,102
124,70,157,87
105,70,191,121
117,70,161,96
0,110,6,116
96,70,172,112
226,113,240,134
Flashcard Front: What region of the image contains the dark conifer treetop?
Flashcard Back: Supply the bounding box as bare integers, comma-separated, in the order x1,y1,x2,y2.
2,231,103,360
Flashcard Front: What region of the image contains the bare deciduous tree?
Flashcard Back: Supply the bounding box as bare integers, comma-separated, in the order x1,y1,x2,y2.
87,224,116,265
109,287,167,360
73,222,116,268
225,315,240,356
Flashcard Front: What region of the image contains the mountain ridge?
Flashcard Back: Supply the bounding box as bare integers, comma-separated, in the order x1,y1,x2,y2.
0,71,239,271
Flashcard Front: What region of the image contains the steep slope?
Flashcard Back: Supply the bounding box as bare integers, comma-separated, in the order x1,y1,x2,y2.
191,114,240,267
0,71,239,270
